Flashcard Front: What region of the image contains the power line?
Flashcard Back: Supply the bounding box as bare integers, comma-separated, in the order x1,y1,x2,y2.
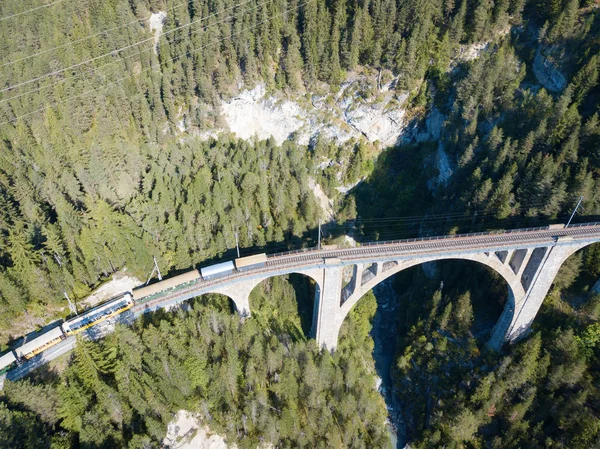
225,213,577,257
0,0,262,106
347,200,574,223
0,0,66,23
0,0,257,95
0,0,198,69
0,0,313,126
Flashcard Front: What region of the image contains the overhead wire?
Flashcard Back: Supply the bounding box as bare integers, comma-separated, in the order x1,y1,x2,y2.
0,0,257,95
231,211,577,256
0,0,262,106
0,0,66,23
0,0,199,69
325,204,572,231
0,0,313,126
347,200,578,223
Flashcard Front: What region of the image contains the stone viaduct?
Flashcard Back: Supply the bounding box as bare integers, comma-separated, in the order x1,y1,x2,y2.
135,223,600,351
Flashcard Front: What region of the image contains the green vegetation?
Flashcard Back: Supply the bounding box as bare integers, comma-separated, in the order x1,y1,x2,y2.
1,0,600,447
386,246,600,448
1,280,389,448
0,0,598,329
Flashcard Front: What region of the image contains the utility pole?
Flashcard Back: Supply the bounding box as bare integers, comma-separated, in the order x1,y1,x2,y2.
317,220,321,250
146,256,163,285
64,291,77,316
153,256,162,280
566,196,584,228
235,231,240,258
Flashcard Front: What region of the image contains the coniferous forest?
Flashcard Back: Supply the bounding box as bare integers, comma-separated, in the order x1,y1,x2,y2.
1,0,600,447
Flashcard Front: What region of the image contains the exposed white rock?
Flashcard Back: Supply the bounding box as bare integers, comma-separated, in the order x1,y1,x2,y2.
436,142,453,186
164,411,233,449
164,411,276,449
343,235,358,247
457,42,490,63
220,74,410,146
532,47,567,92
149,11,167,55
416,106,445,142
221,84,305,144
427,142,454,192
80,269,141,309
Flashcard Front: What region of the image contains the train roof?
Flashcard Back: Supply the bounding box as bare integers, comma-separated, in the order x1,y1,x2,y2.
235,253,267,268
132,269,201,301
65,293,131,327
0,351,16,371
14,327,63,358
200,260,235,277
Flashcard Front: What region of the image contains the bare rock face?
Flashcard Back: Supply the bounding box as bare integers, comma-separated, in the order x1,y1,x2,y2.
219,73,410,146
415,107,445,143
148,11,167,55
532,47,567,92
426,142,455,193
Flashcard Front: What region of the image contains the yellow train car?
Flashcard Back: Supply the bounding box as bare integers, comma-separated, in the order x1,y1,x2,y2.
15,327,64,360
62,293,134,335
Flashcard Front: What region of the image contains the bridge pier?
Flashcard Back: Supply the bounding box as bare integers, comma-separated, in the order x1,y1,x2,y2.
204,283,254,317
488,243,582,350
312,263,344,350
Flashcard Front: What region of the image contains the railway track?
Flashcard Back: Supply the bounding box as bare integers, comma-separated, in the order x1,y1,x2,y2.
6,222,600,386
134,223,600,313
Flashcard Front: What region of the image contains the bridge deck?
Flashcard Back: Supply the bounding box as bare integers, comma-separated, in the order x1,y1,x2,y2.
133,223,600,313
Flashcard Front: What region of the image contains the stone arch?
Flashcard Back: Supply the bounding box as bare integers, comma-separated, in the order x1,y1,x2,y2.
339,252,523,321
201,268,324,320
496,240,597,344
319,252,524,351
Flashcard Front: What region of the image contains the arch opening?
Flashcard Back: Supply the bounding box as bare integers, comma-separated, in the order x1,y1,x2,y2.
336,259,513,445
521,247,548,291
248,273,317,340
190,293,237,315
339,259,511,349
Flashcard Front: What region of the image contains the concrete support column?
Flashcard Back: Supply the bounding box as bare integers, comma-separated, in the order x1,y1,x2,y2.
504,249,514,265
489,244,578,350
313,264,344,350
374,262,381,275
206,281,260,318
232,295,251,317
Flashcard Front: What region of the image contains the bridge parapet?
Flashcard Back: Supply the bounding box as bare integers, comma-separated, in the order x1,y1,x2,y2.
135,223,600,351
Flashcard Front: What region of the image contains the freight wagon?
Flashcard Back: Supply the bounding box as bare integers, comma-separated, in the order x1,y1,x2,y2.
132,269,201,302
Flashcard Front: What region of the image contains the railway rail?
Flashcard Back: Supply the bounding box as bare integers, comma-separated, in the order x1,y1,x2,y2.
134,222,600,313
4,222,600,385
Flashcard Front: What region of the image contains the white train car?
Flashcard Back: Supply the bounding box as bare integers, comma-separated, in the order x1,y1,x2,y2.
0,351,16,374
15,327,64,360
62,293,134,335
200,261,235,280
234,253,267,272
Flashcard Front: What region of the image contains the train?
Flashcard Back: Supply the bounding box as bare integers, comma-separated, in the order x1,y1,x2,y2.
0,253,268,373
